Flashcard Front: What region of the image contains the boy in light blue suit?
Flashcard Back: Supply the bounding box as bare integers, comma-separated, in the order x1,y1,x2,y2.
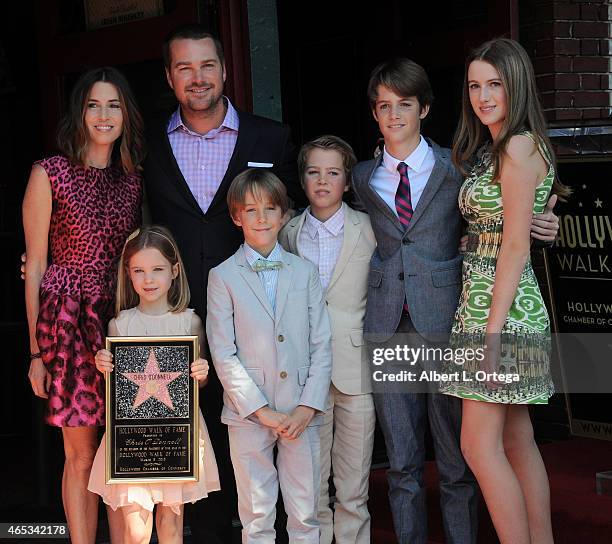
206,168,332,544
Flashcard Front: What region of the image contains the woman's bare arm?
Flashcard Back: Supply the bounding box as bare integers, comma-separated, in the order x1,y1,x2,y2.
487,135,547,334
23,165,52,398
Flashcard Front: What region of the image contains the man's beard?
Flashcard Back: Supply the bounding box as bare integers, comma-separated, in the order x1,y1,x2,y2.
185,86,222,114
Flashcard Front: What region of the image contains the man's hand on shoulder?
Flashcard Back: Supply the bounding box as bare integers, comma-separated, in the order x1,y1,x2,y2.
531,194,559,243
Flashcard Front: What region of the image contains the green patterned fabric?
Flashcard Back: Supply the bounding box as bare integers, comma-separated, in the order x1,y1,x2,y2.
440,134,555,404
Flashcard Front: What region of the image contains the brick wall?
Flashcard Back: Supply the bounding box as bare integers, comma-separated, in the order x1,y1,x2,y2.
521,0,612,124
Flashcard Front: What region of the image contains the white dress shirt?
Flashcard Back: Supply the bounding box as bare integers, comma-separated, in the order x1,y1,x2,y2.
298,204,345,290
369,136,435,217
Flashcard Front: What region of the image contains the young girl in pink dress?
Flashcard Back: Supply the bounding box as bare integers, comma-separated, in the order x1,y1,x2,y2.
89,225,220,543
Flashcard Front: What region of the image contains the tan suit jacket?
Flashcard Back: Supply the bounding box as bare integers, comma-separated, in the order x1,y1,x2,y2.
279,204,376,395
206,245,332,427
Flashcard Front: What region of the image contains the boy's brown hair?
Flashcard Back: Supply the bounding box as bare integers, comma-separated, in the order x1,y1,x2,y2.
297,135,357,188
227,168,289,219
367,58,434,111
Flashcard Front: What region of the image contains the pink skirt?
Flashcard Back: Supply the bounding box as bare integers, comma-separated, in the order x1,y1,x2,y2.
36,270,112,426
88,412,220,515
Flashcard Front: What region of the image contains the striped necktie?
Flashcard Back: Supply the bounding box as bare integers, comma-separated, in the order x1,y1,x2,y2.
396,162,412,315
395,162,413,229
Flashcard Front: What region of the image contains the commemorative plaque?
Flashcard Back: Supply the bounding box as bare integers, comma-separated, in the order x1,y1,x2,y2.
105,336,199,483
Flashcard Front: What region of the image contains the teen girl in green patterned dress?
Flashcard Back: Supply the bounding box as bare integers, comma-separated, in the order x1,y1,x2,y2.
444,38,570,544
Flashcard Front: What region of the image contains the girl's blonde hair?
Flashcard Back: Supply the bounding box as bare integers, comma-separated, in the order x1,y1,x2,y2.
116,225,190,315
452,38,570,200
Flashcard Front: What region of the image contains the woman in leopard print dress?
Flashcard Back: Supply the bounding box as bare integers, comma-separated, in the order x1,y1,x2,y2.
23,67,144,544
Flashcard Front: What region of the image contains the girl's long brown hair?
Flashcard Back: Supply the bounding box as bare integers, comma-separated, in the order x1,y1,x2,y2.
56,66,145,174
116,226,190,315
452,38,570,200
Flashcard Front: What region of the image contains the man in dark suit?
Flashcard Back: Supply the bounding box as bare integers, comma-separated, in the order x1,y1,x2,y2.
144,24,304,543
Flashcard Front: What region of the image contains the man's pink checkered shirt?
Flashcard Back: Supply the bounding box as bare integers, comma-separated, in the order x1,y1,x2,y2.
167,98,239,213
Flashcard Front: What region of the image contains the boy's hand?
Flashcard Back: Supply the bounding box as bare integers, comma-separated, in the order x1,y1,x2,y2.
255,406,288,429
28,358,50,399
531,194,559,242
190,358,209,385
20,253,26,280
95,349,114,374
458,235,468,254
277,405,315,440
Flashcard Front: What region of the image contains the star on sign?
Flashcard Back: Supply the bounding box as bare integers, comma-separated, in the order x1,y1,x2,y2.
122,348,183,410
595,198,603,208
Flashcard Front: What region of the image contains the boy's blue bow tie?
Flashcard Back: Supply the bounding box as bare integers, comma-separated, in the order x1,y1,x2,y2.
252,258,283,272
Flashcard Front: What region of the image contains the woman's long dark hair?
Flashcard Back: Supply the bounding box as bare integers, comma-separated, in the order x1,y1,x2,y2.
56,66,145,173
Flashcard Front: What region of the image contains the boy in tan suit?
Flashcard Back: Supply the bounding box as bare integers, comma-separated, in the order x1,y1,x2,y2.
206,169,332,543
279,136,377,544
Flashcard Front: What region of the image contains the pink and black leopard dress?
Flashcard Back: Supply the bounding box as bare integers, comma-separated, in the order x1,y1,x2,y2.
35,155,141,427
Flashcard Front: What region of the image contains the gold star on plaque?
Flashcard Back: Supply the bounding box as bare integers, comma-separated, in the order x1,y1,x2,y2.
122,348,182,410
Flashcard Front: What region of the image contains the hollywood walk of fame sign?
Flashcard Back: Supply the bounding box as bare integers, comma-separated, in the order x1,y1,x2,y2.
105,336,199,483
543,160,612,440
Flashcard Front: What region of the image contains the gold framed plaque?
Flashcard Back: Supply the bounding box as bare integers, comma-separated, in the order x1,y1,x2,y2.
105,336,199,483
